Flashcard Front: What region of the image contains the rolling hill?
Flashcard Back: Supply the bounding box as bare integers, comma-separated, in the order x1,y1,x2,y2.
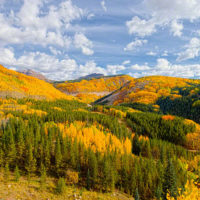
55,75,134,103
0,64,72,100
95,75,200,105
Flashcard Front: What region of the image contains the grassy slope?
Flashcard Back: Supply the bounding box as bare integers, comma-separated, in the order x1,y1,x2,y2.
0,65,72,100
0,172,133,200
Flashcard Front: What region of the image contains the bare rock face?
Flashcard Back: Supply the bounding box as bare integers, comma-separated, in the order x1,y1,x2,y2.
19,69,48,81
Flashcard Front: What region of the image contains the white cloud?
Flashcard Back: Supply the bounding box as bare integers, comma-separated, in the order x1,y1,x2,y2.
131,64,150,71
106,65,125,75
162,50,168,57
0,48,107,80
129,58,200,78
124,39,147,51
170,20,183,37
0,0,87,51
126,0,200,37
177,37,200,61
146,51,157,56
74,33,94,55
126,16,156,37
122,60,131,65
101,1,107,12
49,46,62,55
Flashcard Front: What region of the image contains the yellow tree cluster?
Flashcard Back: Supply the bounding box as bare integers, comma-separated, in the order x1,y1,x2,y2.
113,76,200,105
56,75,133,94
56,121,132,154
166,181,200,200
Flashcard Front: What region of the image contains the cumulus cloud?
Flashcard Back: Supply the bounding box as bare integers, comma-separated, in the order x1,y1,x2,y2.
146,51,157,56
0,0,84,48
101,1,107,12
129,58,200,78
124,39,147,51
0,48,104,80
170,20,183,37
122,60,131,65
126,0,200,37
74,33,94,55
126,16,156,37
106,64,125,75
177,37,200,61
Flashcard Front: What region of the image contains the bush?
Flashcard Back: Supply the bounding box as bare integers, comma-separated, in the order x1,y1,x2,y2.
65,169,79,185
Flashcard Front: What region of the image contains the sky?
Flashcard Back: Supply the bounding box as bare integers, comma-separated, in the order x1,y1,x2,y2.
0,0,200,80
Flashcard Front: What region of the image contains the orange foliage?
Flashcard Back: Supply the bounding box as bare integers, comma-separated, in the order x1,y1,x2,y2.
0,64,73,100
162,115,175,121
56,75,133,94
112,76,200,105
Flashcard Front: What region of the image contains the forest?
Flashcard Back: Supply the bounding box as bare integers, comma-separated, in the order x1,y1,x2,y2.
0,98,199,200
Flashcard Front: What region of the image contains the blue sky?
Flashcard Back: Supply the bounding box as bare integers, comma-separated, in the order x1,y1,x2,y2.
0,0,200,80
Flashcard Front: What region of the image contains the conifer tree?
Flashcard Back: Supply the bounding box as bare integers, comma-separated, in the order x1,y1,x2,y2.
14,165,20,182
40,163,47,190
163,159,177,199
4,163,9,183
86,169,91,190
55,137,62,173
25,143,36,179
132,134,141,155
135,188,140,200
56,177,66,194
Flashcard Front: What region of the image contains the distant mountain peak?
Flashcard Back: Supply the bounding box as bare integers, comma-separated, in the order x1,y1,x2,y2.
79,73,104,80
19,69,48,81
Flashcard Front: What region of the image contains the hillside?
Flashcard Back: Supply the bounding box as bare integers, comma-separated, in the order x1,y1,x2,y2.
55,75,134,103
95,75,200,105
0,65,72,100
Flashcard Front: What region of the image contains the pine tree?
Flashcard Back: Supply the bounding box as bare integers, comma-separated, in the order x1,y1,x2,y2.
4,163,9,183
163,159,177,200
135,188,140,200
55,137,62,174
14,165,20,182
132,134,141,155
25,143,36,178
56,177,66,194
88,151,98,188
86,169,91,190
40,163,47,190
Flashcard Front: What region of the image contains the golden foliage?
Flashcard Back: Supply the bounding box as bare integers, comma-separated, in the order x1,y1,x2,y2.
56,75,133,94
56,121,132,154
112,76,200,105
0,65,72,100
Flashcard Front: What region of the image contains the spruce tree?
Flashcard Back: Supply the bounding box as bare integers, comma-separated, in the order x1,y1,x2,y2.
55,137,62,173
56,177,66,194
4,163,9,183
86,169,91,190
163,159,177,199
14,165,20,182
135,188,140,200
132,134,141,155
40,163,47,190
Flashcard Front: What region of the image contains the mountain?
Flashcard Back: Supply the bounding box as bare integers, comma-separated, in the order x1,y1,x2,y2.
55,75,134,103
0,64,72,100
95,75,200,105
19,69,51,82
79,73,104,80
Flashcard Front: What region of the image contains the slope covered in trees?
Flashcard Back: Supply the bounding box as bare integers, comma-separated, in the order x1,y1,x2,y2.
95,76,200,105
0,97,199,200
55,75,133,103
0,65,72,100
